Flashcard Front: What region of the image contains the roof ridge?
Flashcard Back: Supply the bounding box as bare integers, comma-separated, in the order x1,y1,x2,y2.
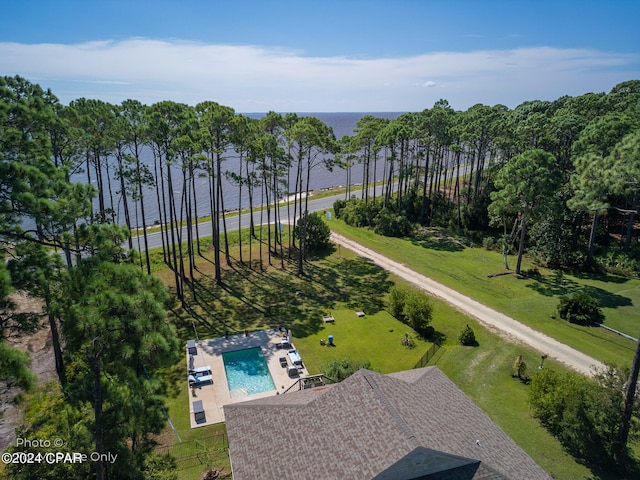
361,371,420,447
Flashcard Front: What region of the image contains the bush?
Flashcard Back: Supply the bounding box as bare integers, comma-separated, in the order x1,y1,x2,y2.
401,333,415,348
482,236,498,251
402,291,433,337
321,358,372,382
373,208,413,237
596,243,640,277
529,367,631,470
340,198,381,228
332,199,347,218
511,355,528,381
294,212,330,252
388,286,408,320
557,291,604,325
458,324,477,346
389,288,433,337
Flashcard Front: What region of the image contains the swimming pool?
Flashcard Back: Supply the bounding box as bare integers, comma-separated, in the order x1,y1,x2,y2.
222,347,276,397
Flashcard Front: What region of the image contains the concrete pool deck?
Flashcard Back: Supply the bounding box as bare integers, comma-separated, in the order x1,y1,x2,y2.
187,329,308,427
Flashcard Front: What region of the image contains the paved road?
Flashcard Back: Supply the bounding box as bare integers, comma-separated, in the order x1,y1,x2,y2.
330,232,606,377
132,188,379,251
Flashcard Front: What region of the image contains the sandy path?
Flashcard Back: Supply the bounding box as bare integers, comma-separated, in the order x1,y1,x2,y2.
330,232,606,377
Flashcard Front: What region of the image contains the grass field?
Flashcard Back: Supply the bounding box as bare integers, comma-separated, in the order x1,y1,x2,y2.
293,307,431,374
151,228,639,480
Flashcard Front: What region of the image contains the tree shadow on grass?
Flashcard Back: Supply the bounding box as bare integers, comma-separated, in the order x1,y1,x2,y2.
299,256,394,315
290,317,326,340
409,228,466,252
333,257,393,313
524,273,633,309
583,456,640,480
306,243,338,260
177,254,395,341
427,329,447,346
567,320,638,355
520,271,579,297
410,236,465,252
157,359,187,400
571,270,630,285
192,262,321,335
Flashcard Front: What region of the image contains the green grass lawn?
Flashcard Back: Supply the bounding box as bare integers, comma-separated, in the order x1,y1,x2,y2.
328,218,640,368
293,307,431,374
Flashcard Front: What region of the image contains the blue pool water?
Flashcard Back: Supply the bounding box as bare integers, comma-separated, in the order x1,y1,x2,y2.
222,347,276,396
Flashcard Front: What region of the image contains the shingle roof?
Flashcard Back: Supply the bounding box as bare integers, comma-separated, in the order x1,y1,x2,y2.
224,366,551,480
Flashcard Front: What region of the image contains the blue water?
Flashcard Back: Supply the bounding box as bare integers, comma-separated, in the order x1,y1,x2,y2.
70,112,403,227
222,347,276,396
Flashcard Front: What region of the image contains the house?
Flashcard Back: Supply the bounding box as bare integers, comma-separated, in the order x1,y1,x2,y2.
224,366,552,480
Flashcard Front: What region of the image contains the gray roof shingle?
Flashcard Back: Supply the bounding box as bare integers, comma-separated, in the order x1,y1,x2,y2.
224,366,551,480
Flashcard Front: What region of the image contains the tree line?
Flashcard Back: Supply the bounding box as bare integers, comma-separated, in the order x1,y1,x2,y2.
7,76,640,292
27,95,339,294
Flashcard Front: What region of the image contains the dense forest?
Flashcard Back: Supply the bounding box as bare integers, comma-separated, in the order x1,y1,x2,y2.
1,75,639,479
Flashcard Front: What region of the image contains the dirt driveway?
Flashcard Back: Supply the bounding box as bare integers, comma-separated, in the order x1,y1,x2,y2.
330,232,605,377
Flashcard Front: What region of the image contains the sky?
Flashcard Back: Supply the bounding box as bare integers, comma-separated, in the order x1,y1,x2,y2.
1,0,638,112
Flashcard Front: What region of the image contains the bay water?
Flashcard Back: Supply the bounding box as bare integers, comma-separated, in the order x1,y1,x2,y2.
78,112,401,227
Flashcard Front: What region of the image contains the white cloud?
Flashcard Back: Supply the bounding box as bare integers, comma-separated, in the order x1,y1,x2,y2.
0,39,637,111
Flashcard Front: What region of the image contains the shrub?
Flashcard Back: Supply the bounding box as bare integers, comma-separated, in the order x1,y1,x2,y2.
511,355,528,381
389,288,433,337
596,243,640,277
333,199,347,218
557,291,604,325
402,291,433,337
321,358,372,382
294,212,330,252
401,333,415,348
458,324,477,346
340,199,381,228
388,286,408,320
482,236,498,251
373,208,413,237
529,367,631,470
